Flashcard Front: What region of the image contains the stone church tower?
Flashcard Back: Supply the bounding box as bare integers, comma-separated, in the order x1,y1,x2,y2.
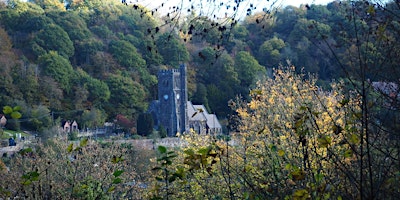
156,64,189,136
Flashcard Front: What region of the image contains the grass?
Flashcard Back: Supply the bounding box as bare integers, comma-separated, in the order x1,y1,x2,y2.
0,129,28,139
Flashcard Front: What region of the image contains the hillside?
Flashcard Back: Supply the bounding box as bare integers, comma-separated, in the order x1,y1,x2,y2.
0,0,399,134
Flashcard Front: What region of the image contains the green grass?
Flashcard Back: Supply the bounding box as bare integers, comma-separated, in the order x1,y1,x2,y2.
0,129,28,139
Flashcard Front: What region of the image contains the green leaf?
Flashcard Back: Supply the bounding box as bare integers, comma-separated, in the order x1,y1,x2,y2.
30,171,40,181
111,155,124,163
113,170,124,177
81,184,88,189
315,173,324,182
2,106,12,115
198,146,211,155
11,111,22,119
19,148,33,156
80,138,88,147
349,134,360,144
13,106,21,112
184,149,195,156
278,149,285,156
21,180,32,186
244,191,250,200
157,146,167,154
269,144,277,152
67,143,73,153
174,166,185,178
112,178,122,184
22,171,40,182
344,150,353,158
107,186,116,193
318,135,332,148
285,163,292,170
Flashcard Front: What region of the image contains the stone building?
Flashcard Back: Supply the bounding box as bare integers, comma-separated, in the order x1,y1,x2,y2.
149,64,222,137
62,120,79,133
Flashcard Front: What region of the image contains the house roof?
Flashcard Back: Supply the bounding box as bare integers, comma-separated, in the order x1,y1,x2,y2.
187,101,222,129
372,81,400,99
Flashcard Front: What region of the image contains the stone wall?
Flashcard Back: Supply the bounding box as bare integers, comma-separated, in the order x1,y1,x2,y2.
114,137,185,150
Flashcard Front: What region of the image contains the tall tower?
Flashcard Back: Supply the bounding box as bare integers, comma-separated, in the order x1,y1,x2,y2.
157,64,188,136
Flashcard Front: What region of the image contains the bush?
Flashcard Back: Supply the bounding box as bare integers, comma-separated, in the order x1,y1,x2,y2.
5,119,20,131
137,113,154,136
67,131,78,141
0,137,154,199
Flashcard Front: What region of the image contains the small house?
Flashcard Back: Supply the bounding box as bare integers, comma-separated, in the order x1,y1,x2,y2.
62,120,79,133
0,114,6,128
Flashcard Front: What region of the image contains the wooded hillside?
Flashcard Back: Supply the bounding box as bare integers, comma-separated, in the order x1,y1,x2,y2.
0,0,399,133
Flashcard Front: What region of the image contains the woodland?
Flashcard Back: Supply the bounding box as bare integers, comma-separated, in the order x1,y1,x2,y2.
0,0,400,199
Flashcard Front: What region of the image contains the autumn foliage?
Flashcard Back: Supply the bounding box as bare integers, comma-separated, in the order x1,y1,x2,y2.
149,67,399,199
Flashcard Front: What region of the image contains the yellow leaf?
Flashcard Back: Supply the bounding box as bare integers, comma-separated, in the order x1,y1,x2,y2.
291,169,306,181
293,189,309,200
80,138,88,147
367,5,375,15
278,149,285,156
67,143,73,153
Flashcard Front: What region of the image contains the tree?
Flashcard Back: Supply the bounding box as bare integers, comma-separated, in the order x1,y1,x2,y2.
318,2,400,198
0,27,12,51
39,76,63,110
192,48,239,116
80,108,107,129
274,5,306,39
258,36,286,67
108,39,157,88
234,51,265,94
0,27,22,105
191,83,209,112
21,104,51,132
88,52,121,78
3,105,22,131
149,66,399,199
73,68,110,108
0,137,147,199
137,113,154,136
105,73,147,118
109,40,146,70
156,33,189,67
31,0,65,10
31,23,74,58
38,51,74,93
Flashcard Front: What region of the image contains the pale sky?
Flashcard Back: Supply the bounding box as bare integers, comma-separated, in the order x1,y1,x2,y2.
134,0,341,20
134,0,391,14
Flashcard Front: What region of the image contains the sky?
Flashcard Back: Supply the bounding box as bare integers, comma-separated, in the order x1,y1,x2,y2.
133,0,341,20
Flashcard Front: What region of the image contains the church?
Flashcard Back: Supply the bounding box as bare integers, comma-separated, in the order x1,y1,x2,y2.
148,64,222,137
